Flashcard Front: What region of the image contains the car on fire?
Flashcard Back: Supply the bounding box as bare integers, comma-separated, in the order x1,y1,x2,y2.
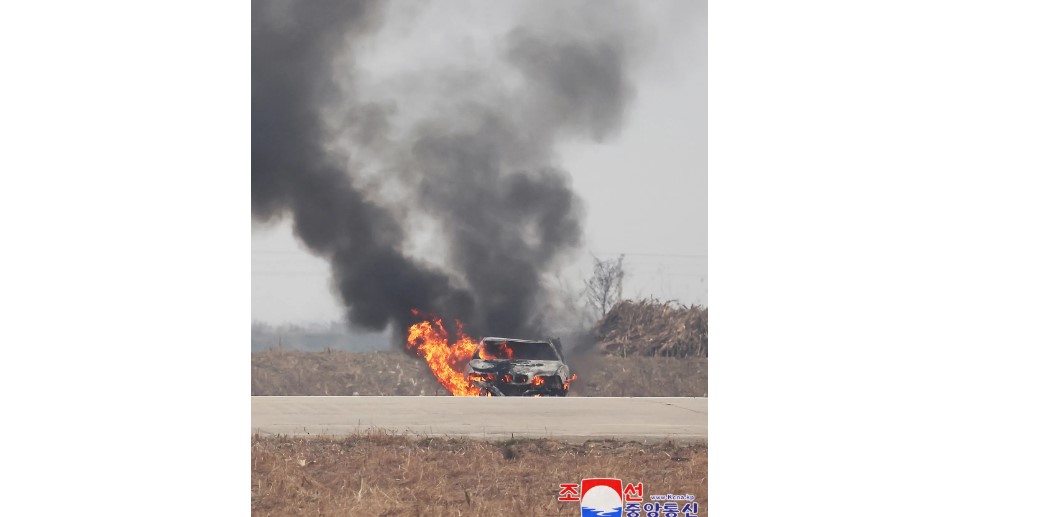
463,337,571,396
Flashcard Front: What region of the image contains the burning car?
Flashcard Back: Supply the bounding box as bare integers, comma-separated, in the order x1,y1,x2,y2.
464,337,572,396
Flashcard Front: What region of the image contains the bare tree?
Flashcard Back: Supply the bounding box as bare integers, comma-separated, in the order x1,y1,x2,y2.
584,254,626,319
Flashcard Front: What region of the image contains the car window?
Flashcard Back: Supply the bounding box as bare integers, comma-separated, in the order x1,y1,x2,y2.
476,340,559,361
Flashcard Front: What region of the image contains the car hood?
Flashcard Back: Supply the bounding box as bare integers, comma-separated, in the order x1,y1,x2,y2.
467,359,564,377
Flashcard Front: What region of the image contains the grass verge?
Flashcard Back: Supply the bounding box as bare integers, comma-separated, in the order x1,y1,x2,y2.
252,432,707,516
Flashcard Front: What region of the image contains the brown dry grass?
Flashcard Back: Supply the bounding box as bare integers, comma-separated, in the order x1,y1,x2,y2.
252,348,707,397
593,300,708,358
566,353,707,397
252,349,445,396
252,433,707,516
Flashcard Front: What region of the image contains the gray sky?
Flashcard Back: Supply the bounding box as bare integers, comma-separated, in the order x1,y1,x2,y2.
252,1,706,325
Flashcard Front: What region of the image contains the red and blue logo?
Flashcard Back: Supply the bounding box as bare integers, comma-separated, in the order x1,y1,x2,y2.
580,478,623,517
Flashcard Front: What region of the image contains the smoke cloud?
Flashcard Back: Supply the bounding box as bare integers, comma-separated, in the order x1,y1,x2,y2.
252,0,643,338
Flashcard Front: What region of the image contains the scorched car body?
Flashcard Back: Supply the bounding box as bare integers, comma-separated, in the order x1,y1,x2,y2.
464,337,571,396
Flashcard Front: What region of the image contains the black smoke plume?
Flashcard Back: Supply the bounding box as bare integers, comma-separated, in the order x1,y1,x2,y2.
252,0,641,338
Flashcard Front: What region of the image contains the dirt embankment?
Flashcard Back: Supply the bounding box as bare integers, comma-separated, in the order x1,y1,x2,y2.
252,433,707,516
252,348,706,397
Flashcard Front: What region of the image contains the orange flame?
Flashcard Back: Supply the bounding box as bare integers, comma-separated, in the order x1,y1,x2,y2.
563,373,578,392
531,375,546,386
479,341,514,360
406,310,481,396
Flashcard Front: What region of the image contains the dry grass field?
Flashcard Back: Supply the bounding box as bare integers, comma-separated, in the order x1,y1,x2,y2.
252,433,707,516
252,348,707,397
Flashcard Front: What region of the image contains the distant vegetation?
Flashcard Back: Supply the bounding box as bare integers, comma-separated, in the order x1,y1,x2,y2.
590,299,708,358
251,320,392,353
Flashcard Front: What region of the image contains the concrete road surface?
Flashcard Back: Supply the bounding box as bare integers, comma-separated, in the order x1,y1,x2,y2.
252,396,706,443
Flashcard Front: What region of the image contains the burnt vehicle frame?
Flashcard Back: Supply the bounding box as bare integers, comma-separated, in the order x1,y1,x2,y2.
463,337,571,396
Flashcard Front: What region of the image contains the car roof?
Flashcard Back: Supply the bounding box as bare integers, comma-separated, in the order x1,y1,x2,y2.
480,337,551,345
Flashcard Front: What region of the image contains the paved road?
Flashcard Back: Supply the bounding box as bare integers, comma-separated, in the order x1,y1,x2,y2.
252,396,706,443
